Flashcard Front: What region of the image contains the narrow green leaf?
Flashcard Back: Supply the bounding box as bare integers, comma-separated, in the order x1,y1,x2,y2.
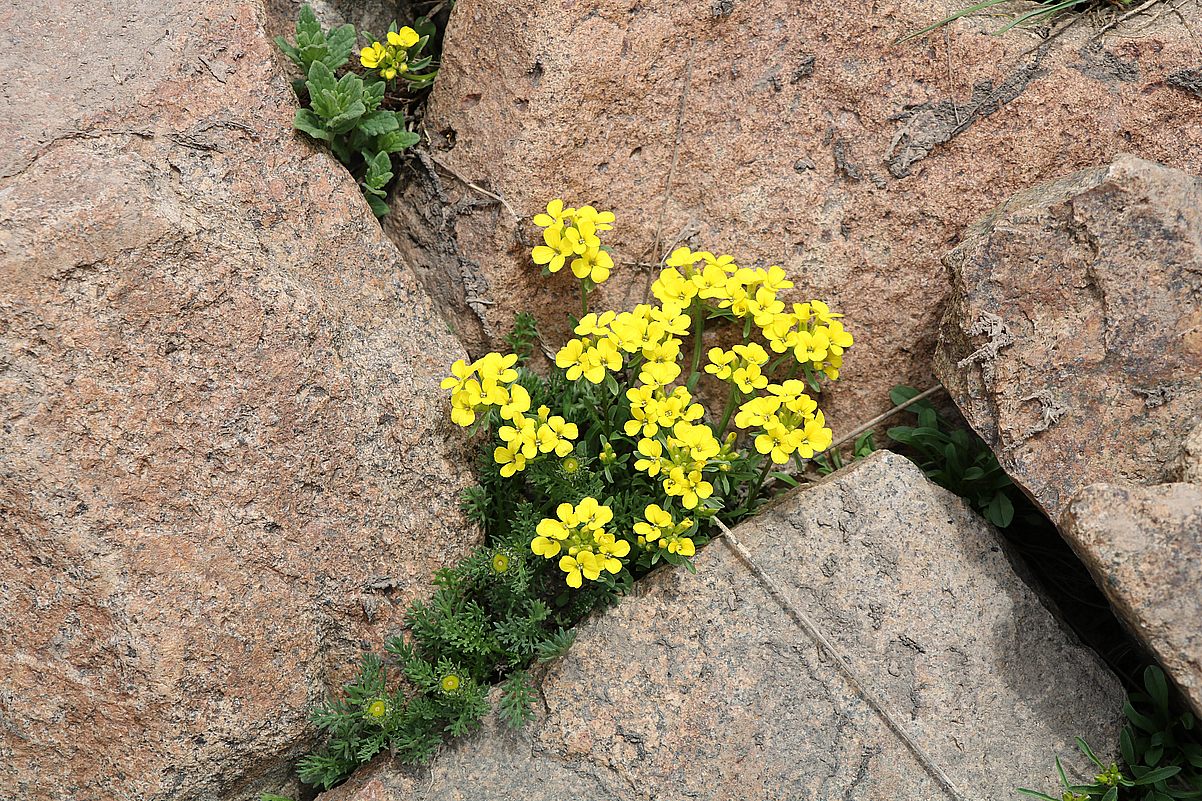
1016,790,1059,801
1131,766,1180,785
1144,666,1169,714
1077,737,1105,768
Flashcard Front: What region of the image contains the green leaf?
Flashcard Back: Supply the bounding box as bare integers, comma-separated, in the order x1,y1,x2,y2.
322,23,356,71
1145,666,1170,714
1016,791,1060,801
377,128,420,153
1055,756,1070,788
1101,787,1118,801
1121,727,1136,766
305,59,338,98
357,111,401,137
414,15,438,40
984,492,1014,528
1077,737,1105,768
1132,766,1180,785
274,36,301,66
293,108,332,141
324,101,368,134
1126,701,1160,733
889,385,919,406
770,471,800,488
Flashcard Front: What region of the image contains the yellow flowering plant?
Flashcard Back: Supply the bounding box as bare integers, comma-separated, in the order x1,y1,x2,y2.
275,6,436,216
358,21,438,88
295,196,855,793
441,196,853,586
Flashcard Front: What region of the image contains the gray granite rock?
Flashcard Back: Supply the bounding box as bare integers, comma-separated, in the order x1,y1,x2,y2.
321,451,1122,801
1064,482,1202,718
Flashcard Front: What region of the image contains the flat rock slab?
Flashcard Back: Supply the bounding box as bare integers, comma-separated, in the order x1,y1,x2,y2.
0,1,477,799
1064,482,1202,717
935,155,1202,523
322,451,1121,801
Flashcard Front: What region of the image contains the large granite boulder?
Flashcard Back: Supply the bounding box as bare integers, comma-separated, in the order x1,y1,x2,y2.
0,1,476,799
320,451,1122,801
1064,481,1202,718
935,155,1202,524
388,0,1202,430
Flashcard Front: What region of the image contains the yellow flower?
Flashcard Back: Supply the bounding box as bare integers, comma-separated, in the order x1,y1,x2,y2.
757,265,794,293
363,697,391,721
664,535,696,556
651,267,698,308
755,422,804,464
634,437,665,476
359,42,387,68
664,246,702,273
533,198,572,228
493,442,528,477
440,673,462,694
556,335,622,384
825,320,854,355
498,383,531,421
574,204,616,231
575,311,616,337
793,327,831,365
663,465,713,509
734,394,782,430
387,26,420,48
532,224,578,273
490,551,511,574
691,262,731,302
633,503,673,543
533,498,625,588
637,337,682,388
570,246,614,284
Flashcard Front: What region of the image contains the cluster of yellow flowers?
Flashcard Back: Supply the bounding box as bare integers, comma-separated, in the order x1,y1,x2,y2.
706,342,770,393
359,27,419,80
633,504,696,557
494,405,579,477
440,352,523,427
487,199,855,589
634,420,724,509
530,498,629,588
531,200,616,284
735,380,834,464
440,354,579,477
624,384,703,438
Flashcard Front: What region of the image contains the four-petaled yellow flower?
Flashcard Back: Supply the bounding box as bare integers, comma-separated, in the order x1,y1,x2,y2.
530,498,629,588
531,199,616,286
360,26,420,80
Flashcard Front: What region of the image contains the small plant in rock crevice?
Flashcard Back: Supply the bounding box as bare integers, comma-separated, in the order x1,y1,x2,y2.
292,198,857,790
1020,666,1202,801
886,384,1017,528
274,5,437,216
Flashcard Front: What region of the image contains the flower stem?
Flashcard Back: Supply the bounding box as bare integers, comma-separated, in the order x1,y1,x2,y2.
737,457,774,519
686,304,705,391
716,386,741,436
580,280,590,319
